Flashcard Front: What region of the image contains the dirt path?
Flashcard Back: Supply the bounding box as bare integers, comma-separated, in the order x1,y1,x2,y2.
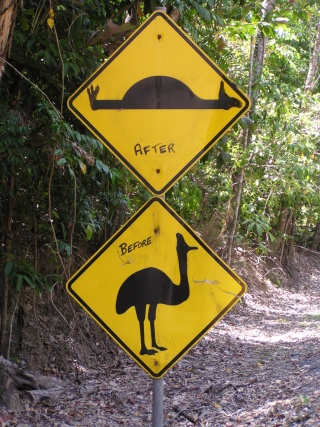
1,252,320,426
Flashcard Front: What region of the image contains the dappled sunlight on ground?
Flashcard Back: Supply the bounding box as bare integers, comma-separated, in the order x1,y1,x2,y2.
208,263,320,346
211,285,320,343
219,325,320,343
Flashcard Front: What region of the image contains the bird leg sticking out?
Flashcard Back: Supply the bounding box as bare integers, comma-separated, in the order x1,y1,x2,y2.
148,303,167,353
135,304,166,355
87,84,99,109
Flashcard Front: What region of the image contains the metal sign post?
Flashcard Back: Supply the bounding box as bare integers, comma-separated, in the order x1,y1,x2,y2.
152,378,164,427
151,190,165,427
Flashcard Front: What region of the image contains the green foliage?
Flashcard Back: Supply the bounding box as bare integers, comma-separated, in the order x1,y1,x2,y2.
0,106,32,176
0,0,141,293
241,214,275,253
3,258,60,293
167,175,202,224
0,0,319,318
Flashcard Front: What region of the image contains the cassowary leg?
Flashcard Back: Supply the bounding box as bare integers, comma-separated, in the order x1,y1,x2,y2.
135,306,157,355
149,304,167,352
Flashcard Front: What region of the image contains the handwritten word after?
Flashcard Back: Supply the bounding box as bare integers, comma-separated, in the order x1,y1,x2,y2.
119,236,152,256
134,143,175,156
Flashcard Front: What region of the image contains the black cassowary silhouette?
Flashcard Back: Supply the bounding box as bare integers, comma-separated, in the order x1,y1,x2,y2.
87,76,242,110
116,233,198,355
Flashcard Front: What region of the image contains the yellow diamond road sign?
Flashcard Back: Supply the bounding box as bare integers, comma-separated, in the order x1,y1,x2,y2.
67,197,246,378
68,11,250,195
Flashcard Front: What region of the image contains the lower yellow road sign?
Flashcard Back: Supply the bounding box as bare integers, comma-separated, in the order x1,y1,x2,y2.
67,198,246,378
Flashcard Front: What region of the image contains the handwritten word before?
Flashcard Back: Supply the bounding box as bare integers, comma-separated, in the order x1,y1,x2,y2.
134,143,175,156
119,236,152,256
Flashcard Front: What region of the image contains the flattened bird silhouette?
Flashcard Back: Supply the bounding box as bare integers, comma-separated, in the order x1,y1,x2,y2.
87,76,242,110
116,233,198,355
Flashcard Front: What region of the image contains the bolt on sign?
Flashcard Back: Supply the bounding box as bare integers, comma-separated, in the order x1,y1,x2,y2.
68,11,250,195
67,198,246,378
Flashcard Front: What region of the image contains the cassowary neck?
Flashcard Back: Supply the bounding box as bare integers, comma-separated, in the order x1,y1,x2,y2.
175,249,190,302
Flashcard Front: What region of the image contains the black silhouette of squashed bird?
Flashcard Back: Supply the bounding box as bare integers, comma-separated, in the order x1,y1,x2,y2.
87,77,242,110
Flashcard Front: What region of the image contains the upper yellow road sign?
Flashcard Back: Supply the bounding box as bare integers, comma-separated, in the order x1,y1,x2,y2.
68,11,250,195
67,197,246,378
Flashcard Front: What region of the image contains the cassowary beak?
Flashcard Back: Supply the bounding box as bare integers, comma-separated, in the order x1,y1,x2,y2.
188,245,198,251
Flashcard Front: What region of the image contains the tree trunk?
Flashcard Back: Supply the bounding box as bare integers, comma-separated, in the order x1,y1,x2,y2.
304,23,320,93
227,169,245,264
250,0,276,110
270,200,296,264
227,0,275,263
0,172,15,356
311,222,320,251
279,209,295,265
0,0,19,79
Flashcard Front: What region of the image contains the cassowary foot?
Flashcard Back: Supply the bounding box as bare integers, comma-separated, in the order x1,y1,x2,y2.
153,345,167,352
140,347,158,355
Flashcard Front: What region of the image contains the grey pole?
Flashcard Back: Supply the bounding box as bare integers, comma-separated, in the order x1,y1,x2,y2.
150,56,167,420
152,378,164,427
152,191,164,426
151,181,165,426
